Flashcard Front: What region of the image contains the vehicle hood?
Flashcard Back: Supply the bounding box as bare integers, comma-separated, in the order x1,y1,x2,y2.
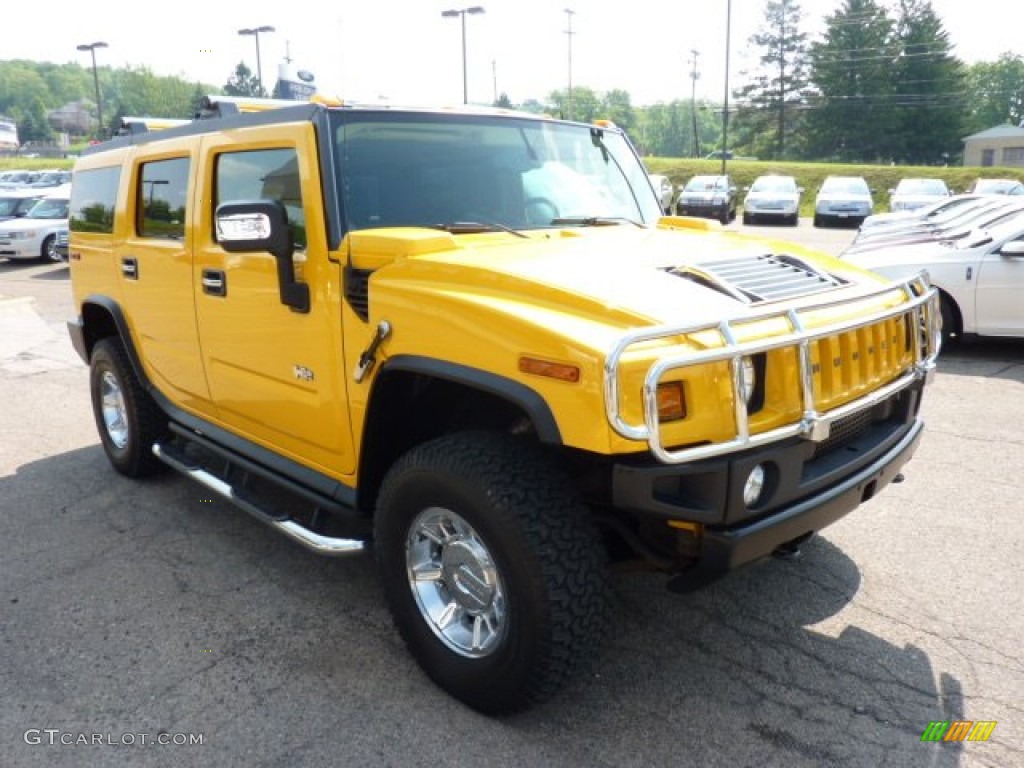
842,239,968,276
892,193,947,206
0,215,68,233
816,193,872,205
358,225,888,340
745,190,799,203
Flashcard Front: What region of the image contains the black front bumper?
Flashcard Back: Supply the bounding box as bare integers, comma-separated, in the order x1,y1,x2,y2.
608,382,926,591
665,418,923,591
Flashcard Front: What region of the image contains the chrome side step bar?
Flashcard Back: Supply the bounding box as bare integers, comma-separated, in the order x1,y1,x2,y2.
152,442,367,557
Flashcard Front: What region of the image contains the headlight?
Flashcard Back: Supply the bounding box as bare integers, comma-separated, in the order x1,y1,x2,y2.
12,230,37,239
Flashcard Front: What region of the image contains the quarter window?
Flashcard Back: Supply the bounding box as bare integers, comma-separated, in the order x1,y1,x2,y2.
215,149,306,248
69,166,120,233
137,157,189,239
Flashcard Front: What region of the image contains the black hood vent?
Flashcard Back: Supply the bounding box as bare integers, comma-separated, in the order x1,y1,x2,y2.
665,253,848,304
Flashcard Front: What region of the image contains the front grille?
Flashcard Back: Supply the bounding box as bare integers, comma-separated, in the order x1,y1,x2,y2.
810,314,913,407
810,406,876,460
668,253,848,304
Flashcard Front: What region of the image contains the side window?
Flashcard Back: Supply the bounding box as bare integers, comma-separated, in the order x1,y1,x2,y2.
137,157,189,240
215,148,306,249
69,166,120,233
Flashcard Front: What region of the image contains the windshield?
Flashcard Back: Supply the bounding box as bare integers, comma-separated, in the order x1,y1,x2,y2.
957,211,1024,250
331,111,662,233
684,176,728,193
0,196,41,216
26,198,69,219
896,179,948,195
821,177,868,195
750,176,796,193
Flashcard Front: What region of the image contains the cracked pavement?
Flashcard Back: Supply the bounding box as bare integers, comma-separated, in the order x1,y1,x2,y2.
1,249,1021,768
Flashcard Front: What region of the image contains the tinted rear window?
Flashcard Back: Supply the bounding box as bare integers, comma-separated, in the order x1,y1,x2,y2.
70,166,121,233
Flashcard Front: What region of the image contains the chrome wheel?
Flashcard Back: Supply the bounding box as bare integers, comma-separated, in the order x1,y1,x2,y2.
405,506,507,658
100,370,129,449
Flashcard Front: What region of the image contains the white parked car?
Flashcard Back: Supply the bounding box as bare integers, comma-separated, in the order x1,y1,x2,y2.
813,176,873,228
888,178,950,213
742,174,802,226
0,185,70,261
843,210,1024,340
0,188,46,221
860,194,988,231
648,174,674,214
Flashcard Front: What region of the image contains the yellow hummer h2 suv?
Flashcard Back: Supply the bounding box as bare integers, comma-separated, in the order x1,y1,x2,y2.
67,97,941,714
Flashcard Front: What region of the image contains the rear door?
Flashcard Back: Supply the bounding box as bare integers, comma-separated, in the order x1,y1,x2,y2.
119,140,213,413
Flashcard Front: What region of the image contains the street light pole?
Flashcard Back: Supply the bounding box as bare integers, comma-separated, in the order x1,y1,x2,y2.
76,41,108,139
722,0,732,175
564,8,575,120
238,25,276,96
689,49,701,158
441,6,485,104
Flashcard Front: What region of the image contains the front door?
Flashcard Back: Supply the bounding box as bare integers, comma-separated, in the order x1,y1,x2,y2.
975,234,1024,336
192,127,356,478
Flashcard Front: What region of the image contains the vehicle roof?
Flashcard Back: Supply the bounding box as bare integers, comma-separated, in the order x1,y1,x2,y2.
81,97,591,158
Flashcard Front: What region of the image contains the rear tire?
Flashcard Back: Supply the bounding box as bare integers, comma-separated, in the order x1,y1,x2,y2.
375,432,609,714
89,338,167,477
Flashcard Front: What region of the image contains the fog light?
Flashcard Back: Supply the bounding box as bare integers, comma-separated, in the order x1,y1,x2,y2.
743,464,767,507
739,355,756,405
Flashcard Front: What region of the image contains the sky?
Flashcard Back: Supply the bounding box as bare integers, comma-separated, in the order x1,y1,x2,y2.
4,0,1019,108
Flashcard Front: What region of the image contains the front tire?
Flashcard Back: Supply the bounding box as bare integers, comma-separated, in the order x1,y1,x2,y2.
89,338,167,477
939,293,960,345
375,432,609,714
41,235,57,262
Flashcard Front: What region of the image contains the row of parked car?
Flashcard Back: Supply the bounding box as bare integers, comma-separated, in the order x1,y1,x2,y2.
0,183,70,262
842,193,1024,340
648,173,1024,229
0,168,72,190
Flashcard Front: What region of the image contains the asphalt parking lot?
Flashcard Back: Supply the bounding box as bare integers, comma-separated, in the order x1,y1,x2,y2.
1,224,1021,768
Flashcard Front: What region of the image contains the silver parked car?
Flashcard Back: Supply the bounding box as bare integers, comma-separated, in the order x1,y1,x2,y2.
648,174,674,214
813,176,873,228
888,178,950,212
742,174,802,226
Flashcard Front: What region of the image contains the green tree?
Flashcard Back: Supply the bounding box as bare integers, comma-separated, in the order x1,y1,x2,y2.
223,62,264,98
493,92,513,108
806,0,898,162
964,53,1024,132
891,0,965,164
732,0,810,160
600,89,636,136
547,86,600,122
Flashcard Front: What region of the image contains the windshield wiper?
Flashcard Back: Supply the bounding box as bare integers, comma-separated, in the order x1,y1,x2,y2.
550,216,644,228
429,221,527,238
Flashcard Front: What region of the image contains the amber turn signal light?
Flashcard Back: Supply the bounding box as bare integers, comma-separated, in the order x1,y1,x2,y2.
656,381,686,422
518,356,581,383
